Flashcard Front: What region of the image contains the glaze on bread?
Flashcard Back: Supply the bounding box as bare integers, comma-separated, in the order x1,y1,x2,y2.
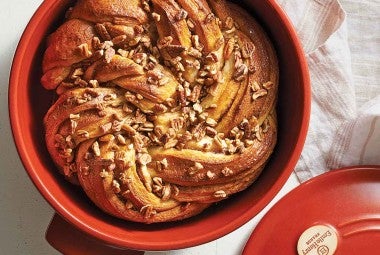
42,0,278,223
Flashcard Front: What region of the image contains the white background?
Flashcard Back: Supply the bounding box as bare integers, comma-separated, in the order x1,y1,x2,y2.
0,0,377,254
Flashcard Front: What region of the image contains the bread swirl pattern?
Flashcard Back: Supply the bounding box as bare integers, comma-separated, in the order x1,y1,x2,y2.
42,0,278,223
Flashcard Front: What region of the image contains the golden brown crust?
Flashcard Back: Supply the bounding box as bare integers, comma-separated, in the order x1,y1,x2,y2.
42,0,278,223
70,0,148,25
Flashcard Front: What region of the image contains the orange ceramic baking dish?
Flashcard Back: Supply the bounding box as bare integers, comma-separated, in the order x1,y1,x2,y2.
9,0,310,251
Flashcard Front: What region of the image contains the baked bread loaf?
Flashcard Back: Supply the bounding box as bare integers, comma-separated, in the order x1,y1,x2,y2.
42,0,278,223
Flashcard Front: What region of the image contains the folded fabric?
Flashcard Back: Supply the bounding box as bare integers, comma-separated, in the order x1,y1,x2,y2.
284,0,380,182
293,0,356,181
327,95,380,169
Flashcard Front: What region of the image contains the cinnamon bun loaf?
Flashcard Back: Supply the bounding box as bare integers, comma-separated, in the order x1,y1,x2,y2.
42,0,278,223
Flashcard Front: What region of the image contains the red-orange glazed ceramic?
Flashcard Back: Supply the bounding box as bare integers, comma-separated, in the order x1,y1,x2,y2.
243,166,380,255
9,0,310,251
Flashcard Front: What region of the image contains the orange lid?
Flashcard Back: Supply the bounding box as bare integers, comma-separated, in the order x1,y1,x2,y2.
243,166,380,255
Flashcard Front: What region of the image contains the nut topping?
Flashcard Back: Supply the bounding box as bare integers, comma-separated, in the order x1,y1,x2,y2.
214,190,227,198
42,0,278,223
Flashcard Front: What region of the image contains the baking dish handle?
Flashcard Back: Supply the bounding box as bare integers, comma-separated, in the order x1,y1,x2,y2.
46,213,144,255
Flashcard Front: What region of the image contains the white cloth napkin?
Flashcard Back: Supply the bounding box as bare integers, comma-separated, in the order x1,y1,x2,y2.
285,0,380,182
146,0,380,254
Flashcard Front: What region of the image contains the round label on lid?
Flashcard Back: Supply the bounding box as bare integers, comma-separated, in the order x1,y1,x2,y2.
297,224,338,255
